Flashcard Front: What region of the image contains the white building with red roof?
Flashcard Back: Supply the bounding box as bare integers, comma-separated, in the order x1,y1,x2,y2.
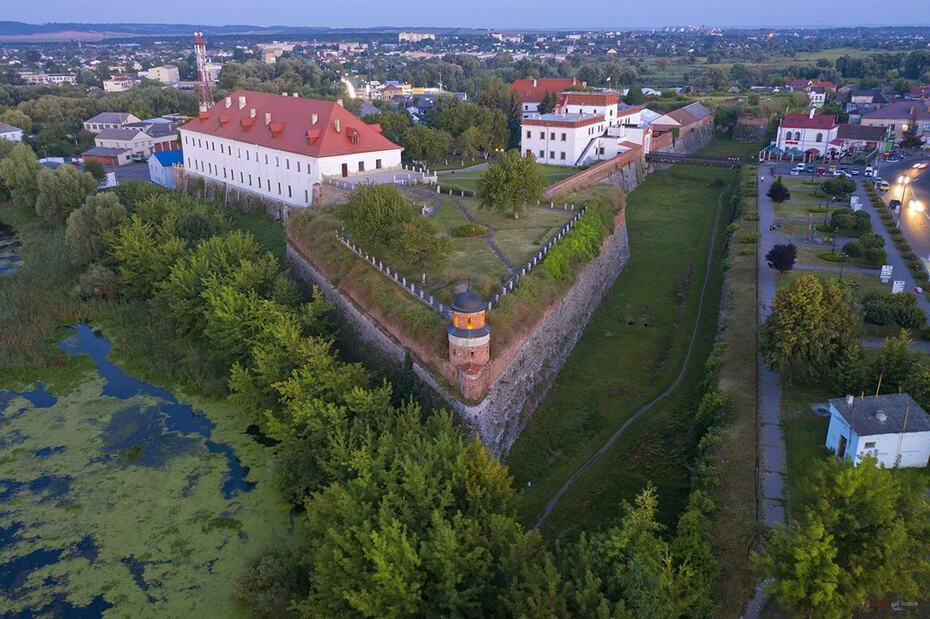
179,90,402,207
510,78,585,114
775,108,839,157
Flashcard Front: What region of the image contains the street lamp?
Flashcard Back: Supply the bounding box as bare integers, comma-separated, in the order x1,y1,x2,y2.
898,175,912,207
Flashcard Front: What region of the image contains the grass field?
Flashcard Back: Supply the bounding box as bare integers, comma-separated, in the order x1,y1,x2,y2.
439,162,578,193
710,165,761,617
507,165,734,535
698,138,764,160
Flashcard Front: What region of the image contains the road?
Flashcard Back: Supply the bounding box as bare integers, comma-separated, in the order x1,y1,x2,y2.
872,152,930,266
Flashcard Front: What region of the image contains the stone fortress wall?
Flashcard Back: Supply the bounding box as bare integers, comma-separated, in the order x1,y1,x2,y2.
287,210,630,457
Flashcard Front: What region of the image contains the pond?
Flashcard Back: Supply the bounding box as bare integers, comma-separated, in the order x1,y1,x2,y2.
0,222,22,278
0,324,292,617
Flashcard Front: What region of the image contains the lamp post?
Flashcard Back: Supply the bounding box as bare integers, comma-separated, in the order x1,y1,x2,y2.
898,175,911,209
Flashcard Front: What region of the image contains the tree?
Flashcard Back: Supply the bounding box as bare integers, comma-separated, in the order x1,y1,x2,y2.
477,149,546,218
35,164,97,226
0,142,40,210
821,176,855,198
766,176,791,203
83,159,106,183
762,274,861,382
756,457,930,618
0,108,32,134
401,125,453,162
65,192,127,264
900,121,924,149
537,90,558,114
766,243,797,273
624,86,645,104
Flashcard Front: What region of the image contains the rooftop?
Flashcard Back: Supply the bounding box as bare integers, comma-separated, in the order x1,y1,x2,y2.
0,122,21,133
510,78,582,102
96,127,146,140
181,90,401,159
86,112,136,124
830,394,930,436
152,150,183,167
780,113,837,130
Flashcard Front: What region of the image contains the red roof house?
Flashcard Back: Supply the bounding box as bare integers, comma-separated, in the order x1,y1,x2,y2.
510,78,584,103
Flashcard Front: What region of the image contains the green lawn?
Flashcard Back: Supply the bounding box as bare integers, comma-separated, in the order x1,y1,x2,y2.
439,162,578,194
775,270,888,299
507,165,734,534
697,138,763,160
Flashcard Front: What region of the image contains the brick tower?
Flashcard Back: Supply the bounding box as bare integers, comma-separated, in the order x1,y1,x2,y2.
448,290,490,400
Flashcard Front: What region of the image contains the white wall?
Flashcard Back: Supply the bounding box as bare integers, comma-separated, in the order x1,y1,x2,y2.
180,128,401,206
776,125,839,156
520,121,606,166
855,431,930,468
0,130,23,142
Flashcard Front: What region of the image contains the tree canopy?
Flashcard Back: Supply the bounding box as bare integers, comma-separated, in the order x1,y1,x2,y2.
476,150,546,218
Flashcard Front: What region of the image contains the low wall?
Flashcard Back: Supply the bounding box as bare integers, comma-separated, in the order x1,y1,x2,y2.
286,212,630,457
652,119,714,155
544,148,645,198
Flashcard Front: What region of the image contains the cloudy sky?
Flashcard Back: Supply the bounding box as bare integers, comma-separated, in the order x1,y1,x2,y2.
7,0,930,29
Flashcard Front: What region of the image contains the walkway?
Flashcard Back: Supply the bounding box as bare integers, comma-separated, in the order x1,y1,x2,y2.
529,182,729,530
449,197,516,272
742,171,788,619
436,162,489,175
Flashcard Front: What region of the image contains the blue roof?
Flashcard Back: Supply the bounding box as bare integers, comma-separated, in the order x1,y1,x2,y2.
152,151,183,167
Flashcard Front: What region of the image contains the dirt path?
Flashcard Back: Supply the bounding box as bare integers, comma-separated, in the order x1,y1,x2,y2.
530,182,730,530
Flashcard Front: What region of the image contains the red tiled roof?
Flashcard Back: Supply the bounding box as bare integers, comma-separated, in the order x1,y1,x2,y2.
617,105,643,117
510,78,578,102
816,81,836,91
559,91,619,106
780,113,837,130
180,90,401,159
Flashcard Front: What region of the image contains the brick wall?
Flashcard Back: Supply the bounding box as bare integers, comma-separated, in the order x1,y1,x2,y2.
544,147,644,199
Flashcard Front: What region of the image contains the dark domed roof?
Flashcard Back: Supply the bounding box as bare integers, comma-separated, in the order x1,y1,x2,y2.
451,290,485,313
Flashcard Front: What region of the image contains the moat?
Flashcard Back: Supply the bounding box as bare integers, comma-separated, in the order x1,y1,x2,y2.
0,324,292,617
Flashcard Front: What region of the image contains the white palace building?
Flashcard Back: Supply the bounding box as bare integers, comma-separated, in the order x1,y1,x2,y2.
179,90,403,207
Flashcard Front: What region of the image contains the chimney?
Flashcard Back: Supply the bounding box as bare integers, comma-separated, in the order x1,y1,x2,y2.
809,107,816,119
292,92,298,98
238,96,246,109
264,112,272,126
846,394,854,408
224,96,231,108
572,77,576,86
337,98,344,107
250,107,256,118
311,113,318,125
334,118,341,132
532,78,537,87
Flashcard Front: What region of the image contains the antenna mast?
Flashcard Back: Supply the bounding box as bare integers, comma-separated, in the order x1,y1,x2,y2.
194,32,214,112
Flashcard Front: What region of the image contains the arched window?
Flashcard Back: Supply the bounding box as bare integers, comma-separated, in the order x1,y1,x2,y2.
816,133,823,143
795,131,802,140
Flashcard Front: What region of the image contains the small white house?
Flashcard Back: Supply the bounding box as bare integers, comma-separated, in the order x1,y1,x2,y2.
825,393,930,468
0,122,24,142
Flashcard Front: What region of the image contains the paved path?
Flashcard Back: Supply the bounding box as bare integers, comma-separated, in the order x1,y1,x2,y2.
742,171,788,619
529,183,729,530
448,197,517,272
794,263,878,275
436,162,489,175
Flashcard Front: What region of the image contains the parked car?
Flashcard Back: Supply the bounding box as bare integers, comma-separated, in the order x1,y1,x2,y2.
864,166,874,177
914,162,928,169
850,169,860,175
876,180,890,191
789,169,800,176
793,163,806,172
805,165,815,173
816,167,827,176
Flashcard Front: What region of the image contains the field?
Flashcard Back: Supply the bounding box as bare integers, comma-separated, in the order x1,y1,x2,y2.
438,162,578,194
697,137,764,160
506,165,734,534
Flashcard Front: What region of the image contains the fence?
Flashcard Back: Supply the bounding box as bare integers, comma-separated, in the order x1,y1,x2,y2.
487,206,588,310
336,234,450,317
337,205,589,315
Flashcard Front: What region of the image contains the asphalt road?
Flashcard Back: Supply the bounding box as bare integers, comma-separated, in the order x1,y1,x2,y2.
872,152,930,265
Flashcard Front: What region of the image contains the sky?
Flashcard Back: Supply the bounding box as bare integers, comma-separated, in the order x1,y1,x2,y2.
6,0,930,29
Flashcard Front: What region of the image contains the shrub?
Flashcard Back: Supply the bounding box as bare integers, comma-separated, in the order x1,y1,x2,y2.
541,207,612,280
863,247,887,266
842,240,863,258
767,177,790,203
862,292,926,329
818,251,848,263
739,233,759,244
450,223,489,238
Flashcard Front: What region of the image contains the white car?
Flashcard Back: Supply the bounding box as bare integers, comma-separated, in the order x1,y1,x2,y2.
864,166,874,177
914,162,928,169
793,163,806,171
789,169,800,176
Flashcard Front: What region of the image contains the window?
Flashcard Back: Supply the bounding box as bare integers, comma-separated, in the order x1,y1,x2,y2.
526,130,531,139
286,159,289,170
186,157,191,167
561,132,566,141
248,174,252,186
267,179,271,191
258,176,262,187
277,182,281,195
539,150,544,158
560,152,566,160
238,148,241,158
305,189,309,203
288,185,292,198
239,171,243,182
246,151,249,161
816,133,823,142
864,441,876,449
550,132,555,140
223,167,227,179
265,154,269,164
297,161,301,172
276,156,280,167
550,151,555,159
358,161,365,172
376,159,382,169
524,104,529,111
539,131,544,139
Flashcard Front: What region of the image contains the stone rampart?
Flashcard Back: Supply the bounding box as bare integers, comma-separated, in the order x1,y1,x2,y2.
287,211,630,457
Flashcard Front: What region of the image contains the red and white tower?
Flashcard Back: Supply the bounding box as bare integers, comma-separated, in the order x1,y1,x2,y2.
193,32,214,112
